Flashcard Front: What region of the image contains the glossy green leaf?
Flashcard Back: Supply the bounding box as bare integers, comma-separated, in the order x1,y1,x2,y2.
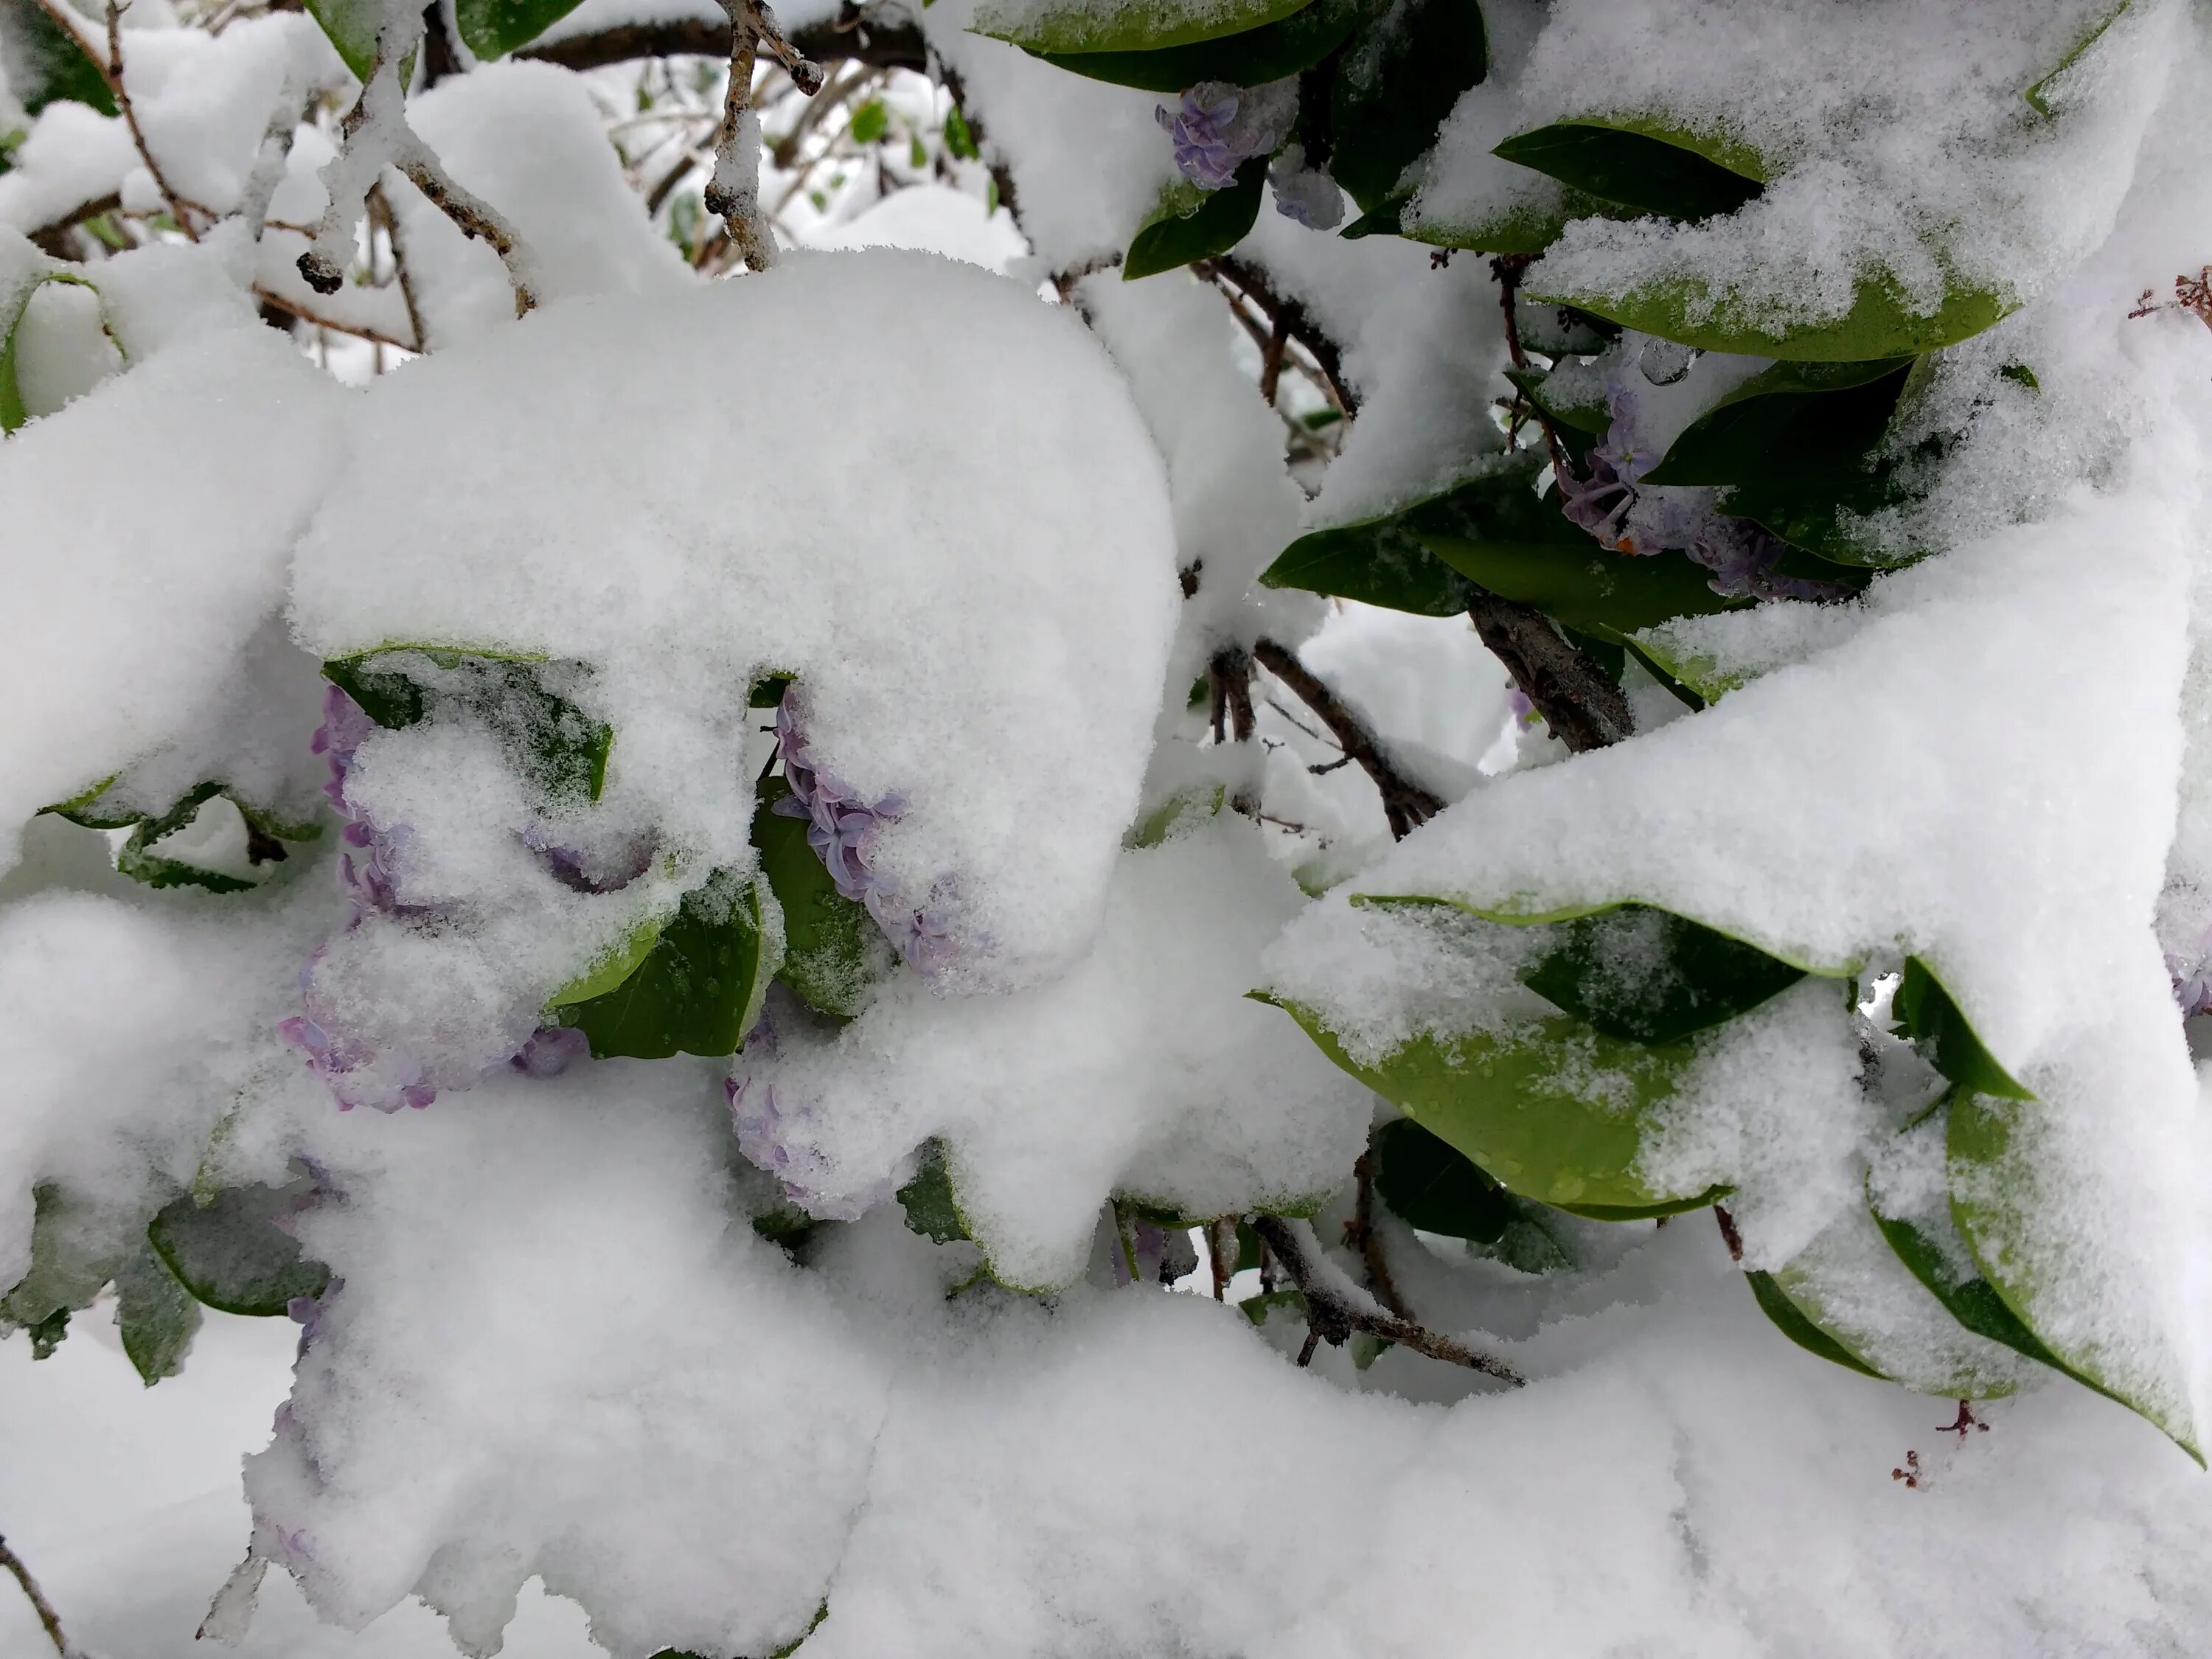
1643,358,1914,487
1492,119,1763,222
1123,157,1265,280
1716,435,1944,568
116,1246,201,1386
1948,1091,2202,1462
1329,0,1486,215
544,905,670,1008
943,104,980,159
1420,523,1747,637
1371,1117,1512,1244
897,1144,970,1244
1517,903,1806,1046
147,1183,331,1319
324,648,613,805
454,0,588,60
302,0,384,80
1744,1269,1885,1379
1257,498,1481,617
557,869,773,1060
975,0,1316,56
754,777,895,1020
1263,995,1711,1213
1529,269,2014,364
2025,1,2128,116
1032,0,1363,91
1892,957,2031,1100
0,0,117,116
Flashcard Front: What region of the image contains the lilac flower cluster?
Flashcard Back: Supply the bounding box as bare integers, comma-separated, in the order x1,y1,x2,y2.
281,685,588,1113
774,690,954,975
1155,78,1298,192
1268,146,1343,230
1557,369,1854,604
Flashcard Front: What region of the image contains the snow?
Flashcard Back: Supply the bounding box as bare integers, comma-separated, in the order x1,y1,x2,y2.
805,184,1028,274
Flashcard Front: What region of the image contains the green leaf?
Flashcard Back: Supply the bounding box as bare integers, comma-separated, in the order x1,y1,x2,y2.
147,1183,330,1318
1262,995,1713,1213
1947,1092,2202,1462
974,0,1317,55
1502,366,1607,435
545,905,671,1007
1517,904,1806,1046
1371,1116,1512,1243
2025,1,2129,116
0,270,97,434
849,98,888,145
1329,0,1486,215
1892,957,2031,1100
1869,1178,2066,1374
1467,1199,1579,1273
1127,785,1224,849
1406,181,1638,255
1744,1269,1886,1379
1528,269,2013,364
557,869,774,1059
1031,0,1363,91
897,1144,970,1244
324,648,613,805
943,104,980,159
116,1246,201,1386
1240,1285,1308,1327
0,0,117,116
1122,157,1265,281
1,1183,128,1340
1492,119,1764,222
753,777,895,1020
301,0,385,80
1258,499,1481,616
454,0,588,59
1642,358,1914,487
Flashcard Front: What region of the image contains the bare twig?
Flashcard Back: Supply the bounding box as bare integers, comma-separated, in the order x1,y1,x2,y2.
1208,647,1256,745
706,0,824,270
107,0,199,240
392,156,536,315
252,284,416,349
518,10,925,74
2129,266,2212,327
1251,637,1445,839
1714,1203,1744,1263
1193,256,1357,417
1464,593,1634,754
1491,254,1570,481
366,184,424,352
1258,310,1290,406
1251,1215,1522,1385
1343,1150,1412,1321
0,1534,73,1658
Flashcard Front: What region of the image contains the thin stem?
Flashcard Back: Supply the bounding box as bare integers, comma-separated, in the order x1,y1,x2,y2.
393,155,537,316
1251,1215,1522,1385
1193,256,1357,417
1344,1149,1411,1321
366,184,424,351
1491,254,1568,483
0,1534,73,1658
107,0,199,240
1251,637,1445,839
252,284,415,349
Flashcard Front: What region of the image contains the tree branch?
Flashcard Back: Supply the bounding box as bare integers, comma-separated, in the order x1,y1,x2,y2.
1343,1149,1411,1321
1463,593,1634,753
1251,1215,1522,1385
1251,637,1444,839
1193,255,1357,417
0,1534,73,1658
518,10,924,76
253,283,417,349
706,0,823,271
106,0,200,240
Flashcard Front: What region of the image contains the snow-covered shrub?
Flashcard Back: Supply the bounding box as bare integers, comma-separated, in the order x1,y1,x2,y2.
7,0,2212,1653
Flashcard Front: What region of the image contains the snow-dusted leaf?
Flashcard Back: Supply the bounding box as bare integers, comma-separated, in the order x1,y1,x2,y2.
1517,904,1806,1046
0,271,99,434
0,1183,128,1346
753,777,894,1021
301,0,383,80
1258,498,1481,616
1329,0,1486,215
115,1243,201,1386
1123,159,1264,281
2023,0,2130,116
1643,358,1915,487
147,1183,330,1319
897,1144,971,1245
1492,119,1765,223
558,869,776,1060
1893,956,2031,1101
975,0,1318,56
1031,0,1365,91
1743,1269,1885,1380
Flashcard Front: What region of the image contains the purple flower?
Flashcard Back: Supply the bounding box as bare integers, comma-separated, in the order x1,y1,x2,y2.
1269,146,1342,230
310,685,378,816
1155,78,1298,191
2157,880,2212,1017
510,1024,589,1077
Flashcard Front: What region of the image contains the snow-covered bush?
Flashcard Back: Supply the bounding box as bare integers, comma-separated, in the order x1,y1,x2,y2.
7,0,2212,1652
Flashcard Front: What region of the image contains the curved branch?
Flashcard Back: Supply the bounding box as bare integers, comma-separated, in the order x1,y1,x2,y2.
1251,1215,1522,1385
1463,594,1634,753
516,11,925,74
107,0,201,240
0,1535,72,1658
1251,637,1445,839
1193,256,1358,417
